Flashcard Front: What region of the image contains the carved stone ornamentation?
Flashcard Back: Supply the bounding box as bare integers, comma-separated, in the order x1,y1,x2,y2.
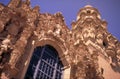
0,1,120,79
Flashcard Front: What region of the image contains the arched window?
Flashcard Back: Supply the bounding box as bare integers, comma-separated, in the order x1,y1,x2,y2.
24,45,64,79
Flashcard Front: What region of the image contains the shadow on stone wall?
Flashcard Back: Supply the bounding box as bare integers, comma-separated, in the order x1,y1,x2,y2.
110,56,120,73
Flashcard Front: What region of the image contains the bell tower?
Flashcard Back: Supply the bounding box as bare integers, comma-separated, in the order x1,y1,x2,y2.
72,5,107,48
71,5,120,79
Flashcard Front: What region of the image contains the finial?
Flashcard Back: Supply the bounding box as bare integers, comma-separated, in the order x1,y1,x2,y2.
85,2,93,7
8,0,21,8
85,5,93,8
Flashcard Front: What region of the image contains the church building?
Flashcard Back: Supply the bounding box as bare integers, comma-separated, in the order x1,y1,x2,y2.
0,0,120,79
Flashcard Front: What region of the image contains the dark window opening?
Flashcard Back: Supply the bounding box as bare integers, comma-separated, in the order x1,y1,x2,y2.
24,45,64,79
103,41,107,47
87,10,91,14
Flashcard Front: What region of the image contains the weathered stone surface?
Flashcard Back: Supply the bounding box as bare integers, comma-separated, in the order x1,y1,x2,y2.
0,1,120,79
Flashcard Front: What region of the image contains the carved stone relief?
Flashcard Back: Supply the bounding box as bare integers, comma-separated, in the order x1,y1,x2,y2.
0,1,120,79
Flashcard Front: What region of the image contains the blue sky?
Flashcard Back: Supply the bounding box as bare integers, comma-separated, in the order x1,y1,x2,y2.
0,0,120,40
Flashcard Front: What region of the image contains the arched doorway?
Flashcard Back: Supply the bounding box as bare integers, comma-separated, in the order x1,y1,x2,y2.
24,45,64,79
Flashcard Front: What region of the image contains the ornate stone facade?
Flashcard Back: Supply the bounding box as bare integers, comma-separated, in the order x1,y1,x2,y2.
0,0,120,79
